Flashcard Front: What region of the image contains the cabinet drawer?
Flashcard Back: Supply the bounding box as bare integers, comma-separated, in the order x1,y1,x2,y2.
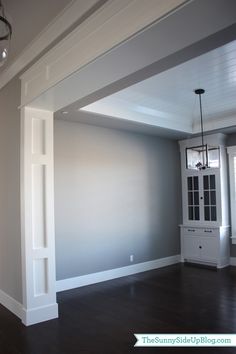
182,227,198,236
201,228,218,237
182,227,218,237
183,236,218,262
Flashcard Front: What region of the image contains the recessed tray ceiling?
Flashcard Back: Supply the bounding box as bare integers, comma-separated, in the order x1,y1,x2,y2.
80,40,236,134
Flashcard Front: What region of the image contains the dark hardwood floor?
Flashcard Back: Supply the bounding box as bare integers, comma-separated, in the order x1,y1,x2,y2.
0,264,236,354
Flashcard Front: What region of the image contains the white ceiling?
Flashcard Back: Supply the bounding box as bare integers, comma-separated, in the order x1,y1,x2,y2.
80,40,236,135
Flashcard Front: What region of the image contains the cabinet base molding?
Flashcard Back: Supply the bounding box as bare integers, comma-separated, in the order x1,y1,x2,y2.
183,260,217,269
180,224,230,269
183,259,230,269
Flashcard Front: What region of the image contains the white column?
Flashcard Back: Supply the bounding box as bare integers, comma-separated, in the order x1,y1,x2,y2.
21,107,58,326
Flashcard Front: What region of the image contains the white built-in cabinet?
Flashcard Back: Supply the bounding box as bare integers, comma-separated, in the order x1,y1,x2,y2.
179,133,230,268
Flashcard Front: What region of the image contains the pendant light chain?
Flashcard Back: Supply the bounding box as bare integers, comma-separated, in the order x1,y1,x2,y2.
199,92,205,166
194,88,206,169
199,92,204,148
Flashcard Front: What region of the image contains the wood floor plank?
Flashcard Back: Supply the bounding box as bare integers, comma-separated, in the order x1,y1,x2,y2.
0,264,236,353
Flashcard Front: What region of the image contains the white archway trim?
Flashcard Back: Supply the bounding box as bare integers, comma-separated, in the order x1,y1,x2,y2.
19,0,189,327
21,107,58,325
20,0,189,107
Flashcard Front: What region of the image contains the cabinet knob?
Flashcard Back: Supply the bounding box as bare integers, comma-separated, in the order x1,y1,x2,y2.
200,197,203,200
199,245,202,249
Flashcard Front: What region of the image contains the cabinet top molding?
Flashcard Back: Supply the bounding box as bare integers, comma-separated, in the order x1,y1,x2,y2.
227,146,236,155
179,133,227,150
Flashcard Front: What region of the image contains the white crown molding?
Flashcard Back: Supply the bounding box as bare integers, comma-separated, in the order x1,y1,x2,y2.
56,255,181,292
192,114,236,134
0,0,101,91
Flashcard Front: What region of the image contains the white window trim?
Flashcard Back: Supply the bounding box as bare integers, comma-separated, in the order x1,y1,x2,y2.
227,146,236,244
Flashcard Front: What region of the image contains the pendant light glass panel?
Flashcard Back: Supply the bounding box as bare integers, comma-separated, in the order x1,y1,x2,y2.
208,146,220,168
186,145,220,170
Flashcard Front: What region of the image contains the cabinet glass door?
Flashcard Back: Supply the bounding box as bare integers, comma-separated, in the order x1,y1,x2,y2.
203,174,217,221
187,176,200,221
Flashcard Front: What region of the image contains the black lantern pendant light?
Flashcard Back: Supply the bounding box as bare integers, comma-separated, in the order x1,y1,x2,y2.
0,0,12,67
186,89,220,170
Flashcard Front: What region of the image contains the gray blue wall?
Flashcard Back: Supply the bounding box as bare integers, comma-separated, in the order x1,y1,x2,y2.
54,120,181,280
0,76,22,302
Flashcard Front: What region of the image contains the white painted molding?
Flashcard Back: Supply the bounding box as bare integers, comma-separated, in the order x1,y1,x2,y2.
179,132,227,149
20,0,189,106
0,289,58,326
56,255,181,292
0,289,22,320
0,0,101,91
230,257,236,266
81,103,192,133
227,146,236,155
21,303,58,326
21,107,58,326
192,115,236,134
231,237,236,245
227,146,236,242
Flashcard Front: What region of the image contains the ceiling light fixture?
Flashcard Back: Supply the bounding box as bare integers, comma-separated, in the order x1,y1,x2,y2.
0,0,12,67
186,88,208,170
186,89,220,170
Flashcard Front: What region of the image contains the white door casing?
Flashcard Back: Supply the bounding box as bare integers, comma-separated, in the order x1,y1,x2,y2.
21,107,58,325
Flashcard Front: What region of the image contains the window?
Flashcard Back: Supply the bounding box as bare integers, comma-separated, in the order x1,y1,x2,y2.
227,146,236,244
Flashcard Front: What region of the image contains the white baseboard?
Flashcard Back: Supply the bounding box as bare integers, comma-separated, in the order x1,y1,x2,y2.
230,257,236,266
0,288,58,326
56,254,181,292
0,289,22,320
21,303,58,326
